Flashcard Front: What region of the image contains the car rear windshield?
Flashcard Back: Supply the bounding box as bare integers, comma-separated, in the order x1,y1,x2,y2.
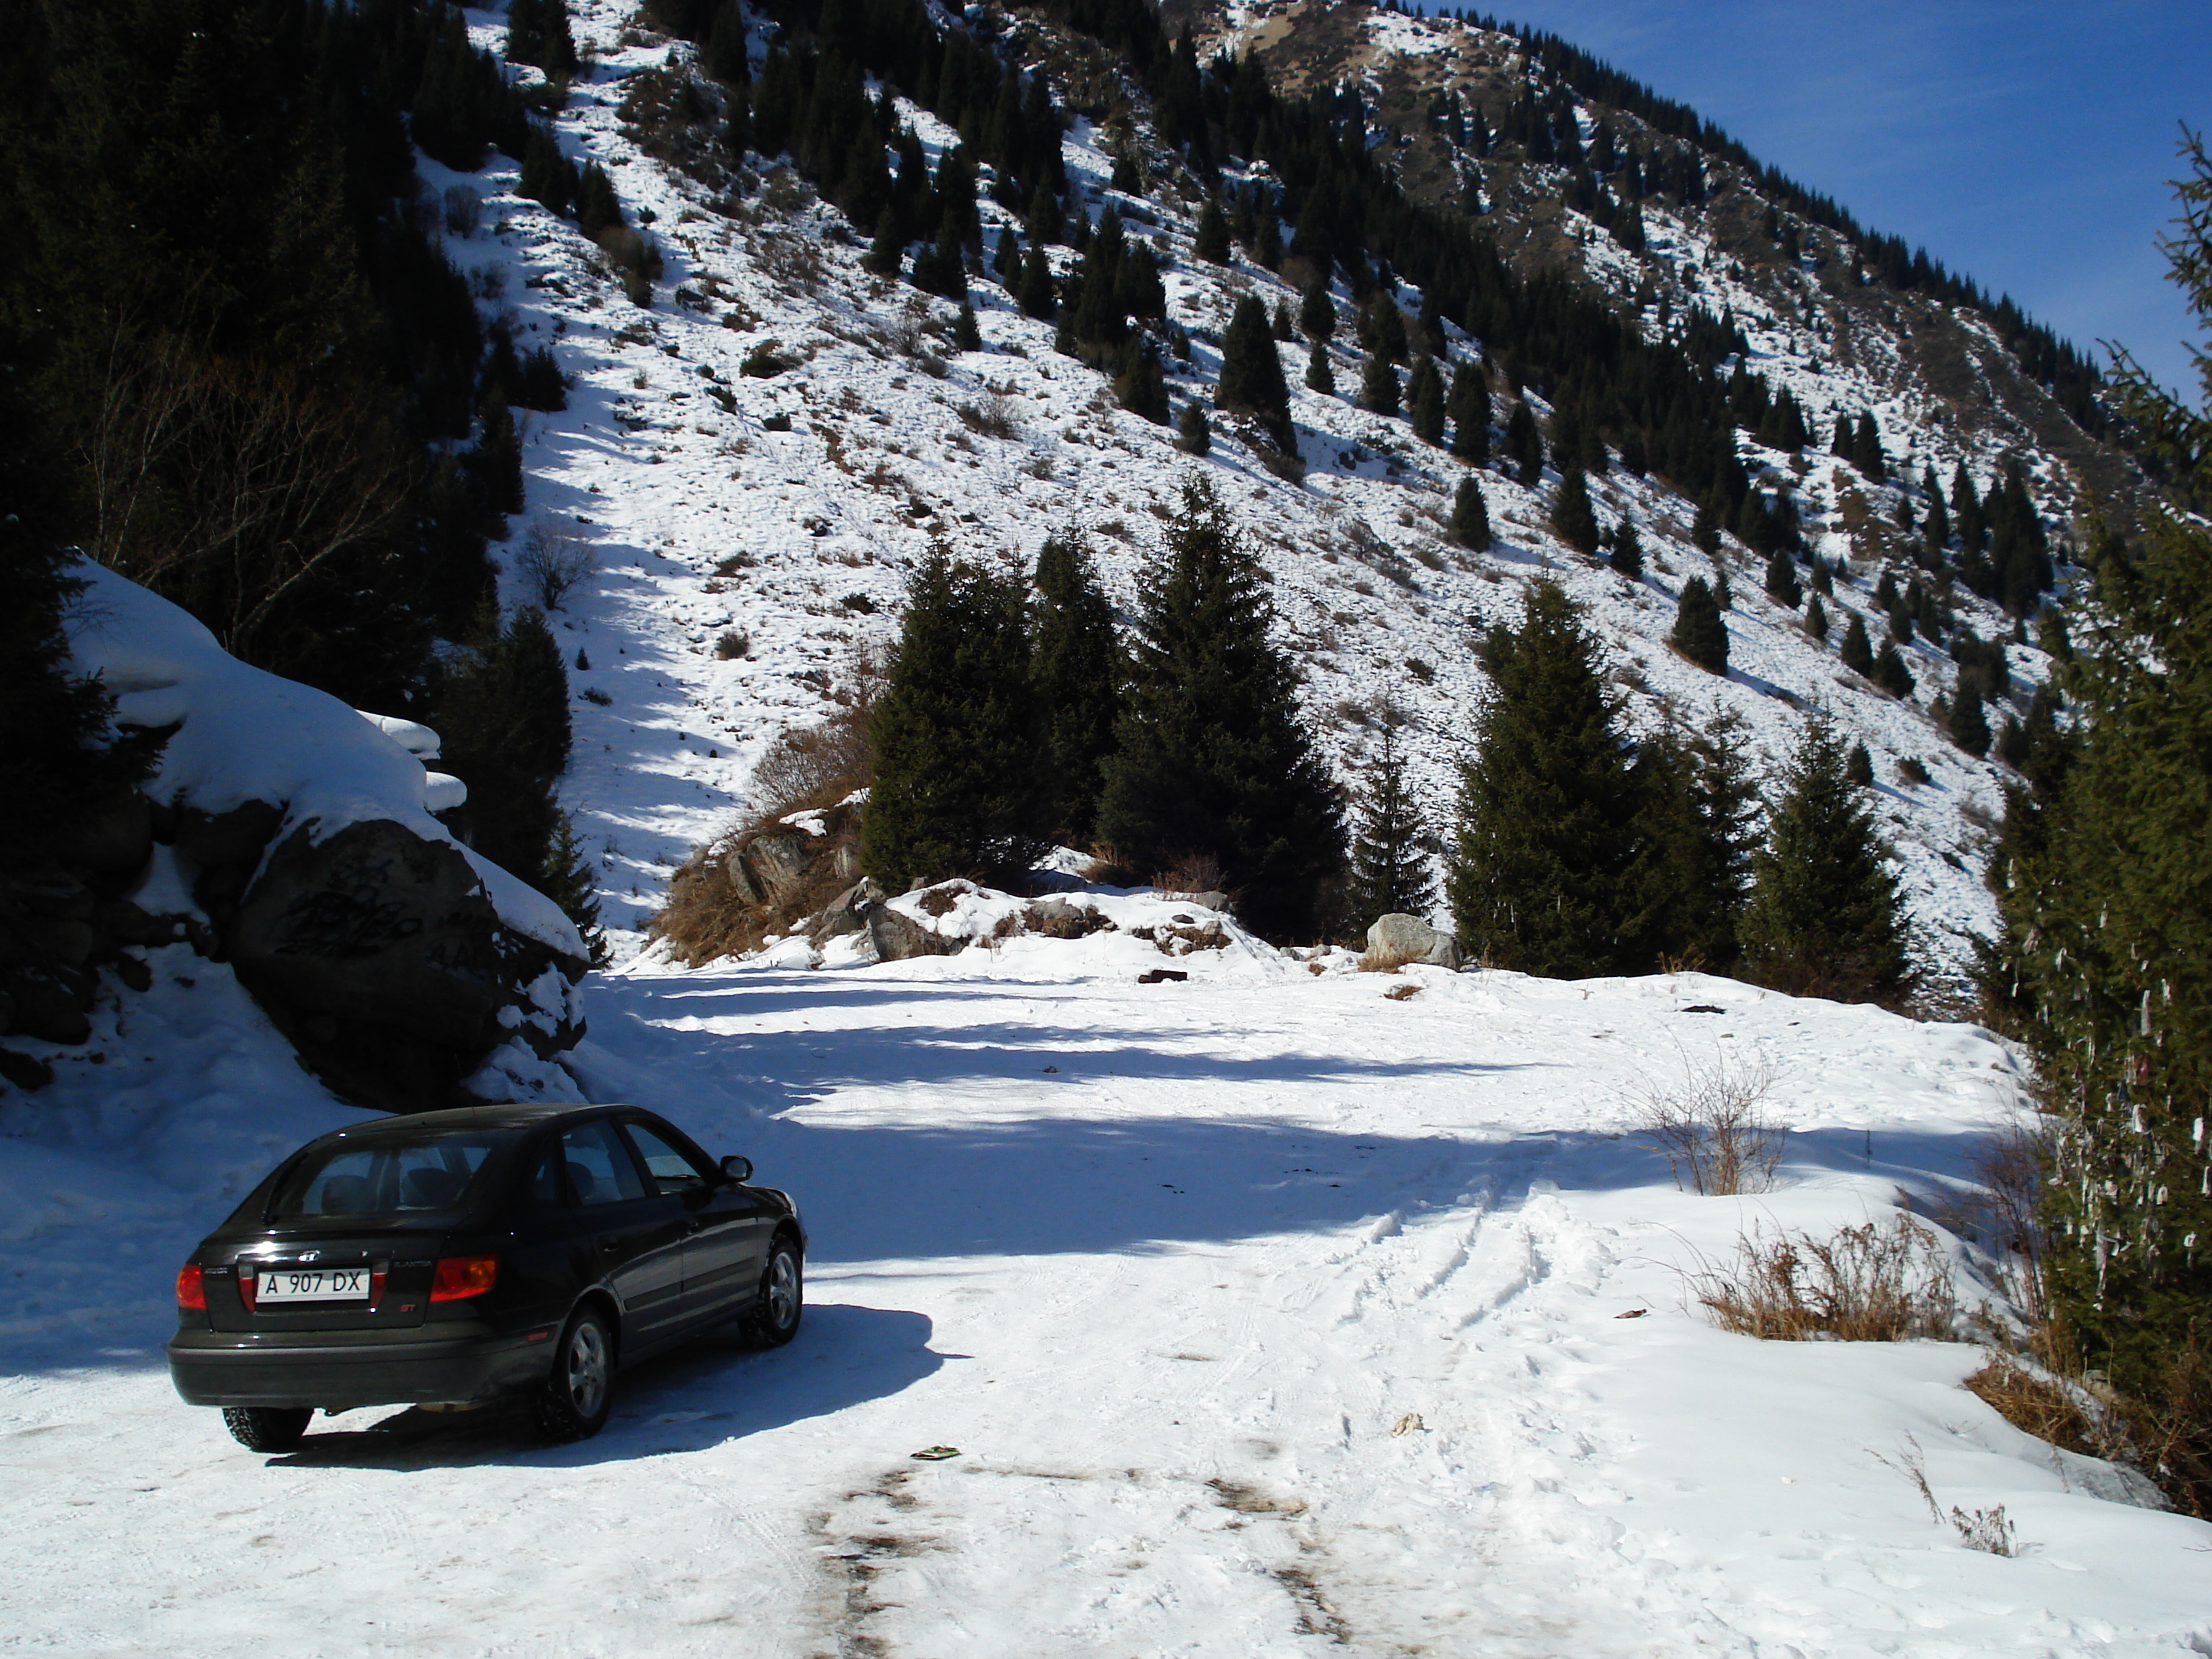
267,1133,505,1220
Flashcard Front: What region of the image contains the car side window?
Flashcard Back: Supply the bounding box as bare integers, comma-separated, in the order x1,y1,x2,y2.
525,1142,565,1206
624,1123,709,1197
558,1120,649,1206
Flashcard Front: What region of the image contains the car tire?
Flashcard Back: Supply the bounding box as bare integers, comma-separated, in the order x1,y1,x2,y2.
747,1237,804,1347
530,1305,616,1442
223,1406,313,1452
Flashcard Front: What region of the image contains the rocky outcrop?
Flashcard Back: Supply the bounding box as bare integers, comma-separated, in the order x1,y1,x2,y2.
1363,914,1461,971
230,819,586,1111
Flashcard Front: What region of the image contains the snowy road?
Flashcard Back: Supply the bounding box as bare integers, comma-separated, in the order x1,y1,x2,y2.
5,948,2209,1656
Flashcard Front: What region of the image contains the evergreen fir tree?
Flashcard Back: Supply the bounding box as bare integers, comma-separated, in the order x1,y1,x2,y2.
1017,245,1056,319
1194,199,1231,263
1272,300,1297,341
538,809,608,965
1840,611,1875,675
1305,338,1336,395
1299,279,1337,341
1845,741,1874,786
1763,548,1802,608
1739,721,1914,1004
1096,480,1344,940
1215,295,1295,451
1030,536,1123,840
1346,701,1436,930
1608,521,1644,580
1671,575,1727,673
1947,677,1991,757
1634,709,1758,973
1448,361,1490,460
1550,465,1601,555
1449,476,1491,550
436,606,572,894
1358,349,1401,416
1872,643,1916,698
1176,399,1211,455
863,207,904,276
1448,580,1647,976
1505,400,1544,483
1980,140,2212,1422
1804,591,1830,640
1408,356,1446,444
862,548,1045,890
953,300,981,352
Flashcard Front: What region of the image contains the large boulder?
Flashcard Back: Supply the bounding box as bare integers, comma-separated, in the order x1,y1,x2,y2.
1364,913,1460,971
231,819,586,1111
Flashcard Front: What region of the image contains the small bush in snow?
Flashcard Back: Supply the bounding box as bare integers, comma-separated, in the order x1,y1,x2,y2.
516,521,597,611
716,630,750,660
442,185,482,237
1629,1049,1784,1196
1693,1216,1957,1342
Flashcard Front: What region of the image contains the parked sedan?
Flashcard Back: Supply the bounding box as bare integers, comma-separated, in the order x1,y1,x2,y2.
168,1103,804,1450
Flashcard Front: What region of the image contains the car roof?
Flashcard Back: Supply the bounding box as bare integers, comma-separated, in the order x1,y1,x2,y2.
323,1102,641,1141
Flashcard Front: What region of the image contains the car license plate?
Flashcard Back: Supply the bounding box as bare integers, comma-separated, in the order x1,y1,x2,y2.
256,1267,372,1302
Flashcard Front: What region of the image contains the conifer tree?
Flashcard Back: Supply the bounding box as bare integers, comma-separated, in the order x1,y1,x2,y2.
1305,338,1336,395
1176,399,1211,455
1447,361,1490,460
1740,721,1913,1004
1096,480,1344,939
1449,580,1647,976
1671,575,1727,673
1505,400,1543,483
1272,300,1296,342
1346,701,1435,929
863,207,904,276
1872,643,1915,698
1299,279,1337,341
1030,536,1123,840
863,548,1044,890
1947,677,1990,757
1017,245,1056,319
1194,199,1231,264
1408,357,1445,444
1763,548,1802,608
1981,140,2212,1426
1550,466,1600,556
1609,521,1644,580
954,300,981,352
1358,350,1401,416
1449,476,1491,550
1845,741,1874,786
436,606,574,906
1215,294,1295,451
1840,610,1874,675
1634,709,1758,973
1805,590,1830,640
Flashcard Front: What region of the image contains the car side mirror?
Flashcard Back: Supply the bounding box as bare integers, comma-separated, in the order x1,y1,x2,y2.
721,1154,753,1184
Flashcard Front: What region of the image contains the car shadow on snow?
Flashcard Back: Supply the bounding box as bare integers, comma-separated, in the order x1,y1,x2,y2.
264,1301,941,1470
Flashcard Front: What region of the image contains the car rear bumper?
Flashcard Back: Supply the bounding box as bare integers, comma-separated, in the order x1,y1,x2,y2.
168,1328,554,1411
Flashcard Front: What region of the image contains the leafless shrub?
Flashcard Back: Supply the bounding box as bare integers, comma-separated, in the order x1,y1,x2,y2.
1871,1437,2020,1555
760,166,812,215
715,629,750,660
515,520,597,609
957,390,1020,439
442,185,482,237
1627,1048,1786,1195
1155,850,1226,900
1692,1216,1959,1341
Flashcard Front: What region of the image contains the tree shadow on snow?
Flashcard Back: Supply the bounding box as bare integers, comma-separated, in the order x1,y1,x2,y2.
264,1301,941,1470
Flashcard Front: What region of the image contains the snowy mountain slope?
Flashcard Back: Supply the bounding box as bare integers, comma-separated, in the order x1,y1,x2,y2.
6,940,2209,1654
436,0,2088,984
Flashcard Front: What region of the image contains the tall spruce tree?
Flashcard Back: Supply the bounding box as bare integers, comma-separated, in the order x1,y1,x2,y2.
1305,338,1336,395
1634,709,1759,973
1550,466,1601,555
1671,576,1728,673
1215,294,1295,451
1981,136,2212,1442
1408,356,1446,444
1738,721,1914,1004
1840,610,1875,675
1096,480,1344,939
1505,400,1544,483
1448,361,1491,460
1449,476,1492,550
1358,349,1401,416
1448,580,1647,976
862,549,1044,890
1346,701,1435,930
1030,536,1123,840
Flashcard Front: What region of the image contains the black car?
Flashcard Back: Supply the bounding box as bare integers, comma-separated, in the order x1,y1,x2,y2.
168,1102,804,1451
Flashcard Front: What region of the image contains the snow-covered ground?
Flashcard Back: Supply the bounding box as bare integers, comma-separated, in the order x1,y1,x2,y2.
6,938,2210,1655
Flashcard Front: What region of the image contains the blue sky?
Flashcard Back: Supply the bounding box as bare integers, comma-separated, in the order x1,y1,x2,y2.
1468,2,2211,398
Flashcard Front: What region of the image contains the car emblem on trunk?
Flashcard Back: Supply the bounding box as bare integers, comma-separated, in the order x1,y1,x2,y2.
297,1251,321,1263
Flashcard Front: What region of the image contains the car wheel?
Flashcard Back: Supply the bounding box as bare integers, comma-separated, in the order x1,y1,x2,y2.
531,1305,616,1442
223,1406,313,1452
747,1237,804,1347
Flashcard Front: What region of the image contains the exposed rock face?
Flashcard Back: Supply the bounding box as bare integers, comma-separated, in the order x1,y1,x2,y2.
1364,913,1461,971
230,819,587,1111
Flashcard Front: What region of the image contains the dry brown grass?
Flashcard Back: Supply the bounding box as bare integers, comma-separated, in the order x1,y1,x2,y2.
1691,1216,1958,1342
1627,1049,1786,1196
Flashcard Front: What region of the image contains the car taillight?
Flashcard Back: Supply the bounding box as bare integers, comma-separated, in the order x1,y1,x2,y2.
429,1256,499,1301
176,1264,206,1309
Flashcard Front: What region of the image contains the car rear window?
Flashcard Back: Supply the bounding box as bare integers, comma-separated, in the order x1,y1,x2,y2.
268,1134,503,1220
